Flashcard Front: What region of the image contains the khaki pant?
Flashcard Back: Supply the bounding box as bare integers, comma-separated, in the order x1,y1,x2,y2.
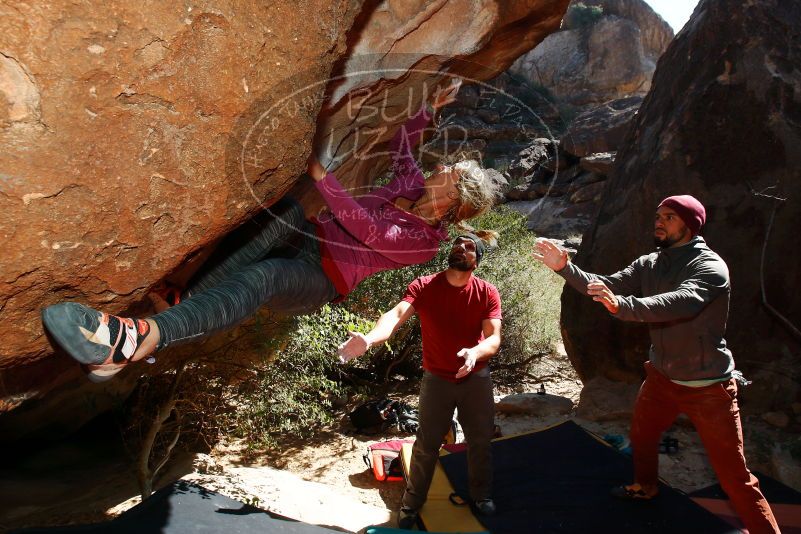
402,369,495,510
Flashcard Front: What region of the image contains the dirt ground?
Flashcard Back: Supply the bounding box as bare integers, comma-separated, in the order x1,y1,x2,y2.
2,347,786,533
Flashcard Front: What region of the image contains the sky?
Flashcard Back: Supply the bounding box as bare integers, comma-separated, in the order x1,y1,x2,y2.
644,0,700,32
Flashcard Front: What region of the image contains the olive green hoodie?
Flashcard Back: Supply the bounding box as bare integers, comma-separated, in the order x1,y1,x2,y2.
558,236,734,381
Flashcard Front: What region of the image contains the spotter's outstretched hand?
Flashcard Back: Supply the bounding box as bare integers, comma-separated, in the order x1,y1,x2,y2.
587,280,619,314
532,238,569,272
337,331,371,363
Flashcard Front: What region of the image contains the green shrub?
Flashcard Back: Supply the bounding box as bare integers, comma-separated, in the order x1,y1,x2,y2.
226,307,372,449
563,3,604,30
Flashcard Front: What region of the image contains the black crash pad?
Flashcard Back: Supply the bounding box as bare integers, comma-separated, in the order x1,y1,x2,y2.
12,480,340,533
439,420,739,534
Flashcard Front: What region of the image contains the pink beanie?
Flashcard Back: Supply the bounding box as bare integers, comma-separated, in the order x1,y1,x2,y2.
658,195,706,236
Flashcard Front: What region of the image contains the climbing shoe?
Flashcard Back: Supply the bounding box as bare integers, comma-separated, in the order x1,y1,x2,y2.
611,483,657,501
151,282,182,308
42,302,152,382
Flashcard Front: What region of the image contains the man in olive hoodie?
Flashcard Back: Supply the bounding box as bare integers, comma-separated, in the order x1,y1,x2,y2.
533,195,778,534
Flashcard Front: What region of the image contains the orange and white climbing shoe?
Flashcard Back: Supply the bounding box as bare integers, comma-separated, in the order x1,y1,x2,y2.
42,302,153,382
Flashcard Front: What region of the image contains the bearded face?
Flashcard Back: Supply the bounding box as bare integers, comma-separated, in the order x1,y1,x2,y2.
447,238,478,271
654,207,691,248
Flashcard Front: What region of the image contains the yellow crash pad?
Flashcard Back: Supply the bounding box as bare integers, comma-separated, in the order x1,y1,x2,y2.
400,442,486,533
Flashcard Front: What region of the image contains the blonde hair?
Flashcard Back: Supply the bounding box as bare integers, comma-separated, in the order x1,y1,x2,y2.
454,222,500,249
443,160,501,223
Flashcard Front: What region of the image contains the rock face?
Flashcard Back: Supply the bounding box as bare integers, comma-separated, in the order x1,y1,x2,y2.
500,95,643,236
560,0,801,409
509,0,673,107
417,71,565,173
495,392,574,416
575,376,639,421
575,0,673,62
0,0,365,431
562,96,642,157
0,1,570,439
579,153,615,175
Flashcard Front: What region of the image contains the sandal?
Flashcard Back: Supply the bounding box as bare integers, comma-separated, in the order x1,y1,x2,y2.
610,483,657,500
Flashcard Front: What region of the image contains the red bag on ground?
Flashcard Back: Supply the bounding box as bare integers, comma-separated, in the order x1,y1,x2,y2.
363,439,415,482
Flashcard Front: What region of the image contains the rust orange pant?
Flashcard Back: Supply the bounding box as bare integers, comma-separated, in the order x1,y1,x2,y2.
630,361,779,534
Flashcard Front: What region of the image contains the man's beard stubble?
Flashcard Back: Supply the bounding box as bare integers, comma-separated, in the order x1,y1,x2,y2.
654,228,689,248
447,255,474,271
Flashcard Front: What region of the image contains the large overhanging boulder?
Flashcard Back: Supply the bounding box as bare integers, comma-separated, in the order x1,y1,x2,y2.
560,0,801,411
0,0,365,434
0,1,569,439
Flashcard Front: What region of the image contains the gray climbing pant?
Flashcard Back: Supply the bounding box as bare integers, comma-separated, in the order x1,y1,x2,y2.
151,198,338,349
401,368,495,511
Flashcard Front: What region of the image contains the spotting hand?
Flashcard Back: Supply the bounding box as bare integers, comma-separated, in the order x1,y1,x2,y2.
455,347,477,379
587,280,619,314
532,238,569,271
337,331,371,363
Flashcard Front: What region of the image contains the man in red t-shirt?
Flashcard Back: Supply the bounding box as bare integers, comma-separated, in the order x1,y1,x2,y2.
338,235,502,529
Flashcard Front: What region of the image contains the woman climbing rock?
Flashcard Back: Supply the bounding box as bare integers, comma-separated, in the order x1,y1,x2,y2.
41,80,502,381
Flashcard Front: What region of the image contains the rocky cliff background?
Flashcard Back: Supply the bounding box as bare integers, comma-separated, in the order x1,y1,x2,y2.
510,0,672,106
431,0,673,237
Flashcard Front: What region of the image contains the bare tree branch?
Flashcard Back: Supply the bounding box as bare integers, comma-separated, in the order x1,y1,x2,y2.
153,417,182,478
747,181,788,202
756,190,801,342
490,350,549,370
137,362,187,500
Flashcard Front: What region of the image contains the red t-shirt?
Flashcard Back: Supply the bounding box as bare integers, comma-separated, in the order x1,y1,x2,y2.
402,272,502,382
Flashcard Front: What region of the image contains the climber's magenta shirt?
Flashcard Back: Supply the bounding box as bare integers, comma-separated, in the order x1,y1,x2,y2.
313,106,448,298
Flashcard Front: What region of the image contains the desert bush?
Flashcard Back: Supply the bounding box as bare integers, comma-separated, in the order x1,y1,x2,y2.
225,307,371,448
563,3,604,30
462,207,562,383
